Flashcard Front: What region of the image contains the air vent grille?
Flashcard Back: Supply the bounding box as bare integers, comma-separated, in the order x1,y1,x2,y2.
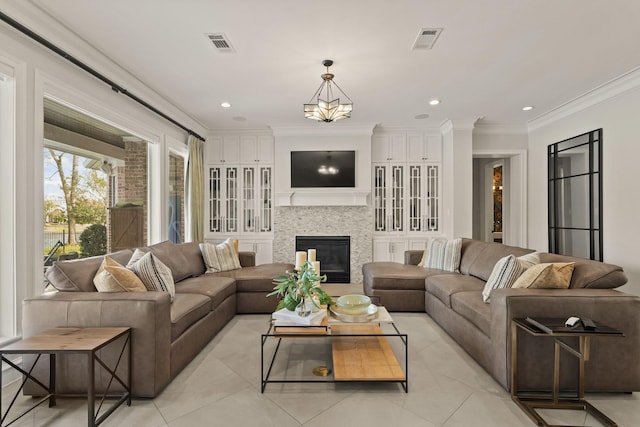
412,28,443,50
205,33,235,52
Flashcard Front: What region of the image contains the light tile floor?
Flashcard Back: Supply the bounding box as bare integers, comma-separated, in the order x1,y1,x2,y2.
3,313,640,427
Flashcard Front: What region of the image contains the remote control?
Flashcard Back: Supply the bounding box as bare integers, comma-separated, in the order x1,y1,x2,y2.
581,318,596,330
565,316,580,327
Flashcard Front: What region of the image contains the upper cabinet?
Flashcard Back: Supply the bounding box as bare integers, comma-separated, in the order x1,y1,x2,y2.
372,134,407,162
407,134,442,162
240,136,274,164
207,136,240,164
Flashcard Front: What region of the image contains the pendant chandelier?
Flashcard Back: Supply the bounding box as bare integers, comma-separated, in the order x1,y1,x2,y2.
304,59,353,122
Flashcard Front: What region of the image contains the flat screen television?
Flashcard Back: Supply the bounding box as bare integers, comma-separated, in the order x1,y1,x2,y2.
290,150,355,188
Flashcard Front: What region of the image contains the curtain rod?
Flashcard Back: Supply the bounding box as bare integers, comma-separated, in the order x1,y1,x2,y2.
0,10,206,142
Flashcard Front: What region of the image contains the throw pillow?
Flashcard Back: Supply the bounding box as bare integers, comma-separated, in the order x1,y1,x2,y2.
424,238,462,272
199,238,242,273
511,262,575,289
482,255,526,303
128,251,176,301
518,252,541,269
93,256,147,293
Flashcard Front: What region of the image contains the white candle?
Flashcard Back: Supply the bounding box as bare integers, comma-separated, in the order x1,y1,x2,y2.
295,251,307,269
313,261,320,276
307,248,316,262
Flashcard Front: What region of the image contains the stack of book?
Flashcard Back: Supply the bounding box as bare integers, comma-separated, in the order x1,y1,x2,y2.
272,308,326,326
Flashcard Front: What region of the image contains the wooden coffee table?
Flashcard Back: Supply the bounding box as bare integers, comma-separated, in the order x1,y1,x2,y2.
0,327,131,427
261,306,407,392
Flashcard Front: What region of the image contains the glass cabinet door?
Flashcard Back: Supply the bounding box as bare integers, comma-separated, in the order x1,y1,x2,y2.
208,166,238,233
258,166,272,232
208,167,222,232
407,163,439,233
373,164,405,233
242,167,255,233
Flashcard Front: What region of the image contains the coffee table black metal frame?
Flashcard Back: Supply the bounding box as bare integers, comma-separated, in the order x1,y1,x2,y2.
0,327,131,427
261,315,408,393
511,318,623,427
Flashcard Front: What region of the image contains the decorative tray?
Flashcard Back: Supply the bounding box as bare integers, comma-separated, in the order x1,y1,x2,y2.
329,304,378,323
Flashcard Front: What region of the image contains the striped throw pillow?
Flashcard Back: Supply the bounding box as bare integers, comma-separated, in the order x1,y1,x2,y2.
482,255,525,303
128,251,176,302
424,238,462,272
199,239,242,273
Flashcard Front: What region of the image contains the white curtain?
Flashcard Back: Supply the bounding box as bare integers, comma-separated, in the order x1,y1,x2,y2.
185,135,204,242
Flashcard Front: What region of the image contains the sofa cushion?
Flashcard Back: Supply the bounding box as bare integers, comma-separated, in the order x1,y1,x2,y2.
146,241,193,282
175,242,207,277
199,239,242,273
170,293,211,342
362,262,433,291
450,291,491,336
512,262,575,289
93,256,147,293
424,238,462,272
174,275,236,310
538,253,628,289
425,273,485,308
128,251,176,302
461,240,533,282
45,249,133,292
212,263,293,292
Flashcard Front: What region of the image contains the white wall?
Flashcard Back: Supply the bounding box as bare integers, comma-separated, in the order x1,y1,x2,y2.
528,80,640,296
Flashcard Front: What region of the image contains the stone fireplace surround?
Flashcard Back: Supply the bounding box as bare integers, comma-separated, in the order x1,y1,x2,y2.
273,206,372,284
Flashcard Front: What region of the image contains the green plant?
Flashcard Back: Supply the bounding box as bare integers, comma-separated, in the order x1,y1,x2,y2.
267,261,333,311
78,224,107,257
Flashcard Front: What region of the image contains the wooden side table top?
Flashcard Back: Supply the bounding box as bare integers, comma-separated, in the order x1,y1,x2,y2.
0,328,131,353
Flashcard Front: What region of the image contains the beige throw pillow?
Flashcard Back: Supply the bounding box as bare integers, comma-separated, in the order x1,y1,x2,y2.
93,256,147,293
511,262,575,289
199,238,242,273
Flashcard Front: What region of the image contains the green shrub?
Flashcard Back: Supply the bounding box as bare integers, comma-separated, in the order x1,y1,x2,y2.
79,224,107,257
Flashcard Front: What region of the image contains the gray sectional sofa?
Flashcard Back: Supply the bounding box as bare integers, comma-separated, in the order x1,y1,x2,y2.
23,241,293,398
363,238,640,393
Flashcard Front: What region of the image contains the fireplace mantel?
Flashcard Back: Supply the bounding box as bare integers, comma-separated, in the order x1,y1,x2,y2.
276,191,370,207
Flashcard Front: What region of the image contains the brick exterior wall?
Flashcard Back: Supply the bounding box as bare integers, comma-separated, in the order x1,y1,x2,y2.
169,153,185,243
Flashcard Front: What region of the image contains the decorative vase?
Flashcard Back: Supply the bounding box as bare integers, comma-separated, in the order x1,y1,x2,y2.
295,295,312,317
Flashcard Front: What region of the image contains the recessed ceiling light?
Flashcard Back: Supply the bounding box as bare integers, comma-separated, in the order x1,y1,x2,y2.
221,102,231,108
414,113,430,120
429,99,441,106
522,106,534,111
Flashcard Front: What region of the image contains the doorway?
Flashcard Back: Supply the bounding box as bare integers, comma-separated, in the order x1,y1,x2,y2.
472,150,527,247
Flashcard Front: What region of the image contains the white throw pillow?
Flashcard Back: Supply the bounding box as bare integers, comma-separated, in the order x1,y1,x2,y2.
482,255,525,303
424,238,462,272
199,238,242,273
128,251,176,302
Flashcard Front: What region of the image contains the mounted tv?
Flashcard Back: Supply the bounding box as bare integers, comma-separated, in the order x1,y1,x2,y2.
290,150,356,188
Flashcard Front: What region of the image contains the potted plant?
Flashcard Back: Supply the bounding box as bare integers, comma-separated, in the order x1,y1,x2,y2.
267,260,333,315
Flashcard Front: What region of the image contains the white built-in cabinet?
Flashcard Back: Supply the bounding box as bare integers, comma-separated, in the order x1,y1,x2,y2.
206,135,274,263
372,132,442,262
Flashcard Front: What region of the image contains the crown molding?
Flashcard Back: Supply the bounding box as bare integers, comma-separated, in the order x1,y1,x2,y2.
440,119,477,134
528,66,640,132
473,122,528,135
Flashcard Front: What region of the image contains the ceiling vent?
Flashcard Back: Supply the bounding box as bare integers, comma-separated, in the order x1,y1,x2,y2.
412,28,443,50
205,33,235,53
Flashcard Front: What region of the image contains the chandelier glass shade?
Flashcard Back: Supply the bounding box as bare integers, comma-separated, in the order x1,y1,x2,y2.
304,60,353,122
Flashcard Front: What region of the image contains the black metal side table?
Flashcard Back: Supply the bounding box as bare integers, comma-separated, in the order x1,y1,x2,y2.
511,318,623,427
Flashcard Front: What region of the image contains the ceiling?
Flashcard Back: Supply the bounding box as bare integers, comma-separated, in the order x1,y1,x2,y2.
20,0,640,131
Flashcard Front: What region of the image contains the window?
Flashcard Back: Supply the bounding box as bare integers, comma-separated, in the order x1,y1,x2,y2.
0,69,16,342
548,129,603,261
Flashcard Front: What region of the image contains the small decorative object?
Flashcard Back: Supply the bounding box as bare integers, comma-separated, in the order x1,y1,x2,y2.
268,260,333,316
336,294,371,313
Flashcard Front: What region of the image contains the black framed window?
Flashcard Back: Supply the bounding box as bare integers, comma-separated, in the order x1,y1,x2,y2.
548,129,603,261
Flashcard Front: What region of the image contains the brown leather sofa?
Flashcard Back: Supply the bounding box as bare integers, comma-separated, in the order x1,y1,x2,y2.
362,238,640,393
22,241,293,398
